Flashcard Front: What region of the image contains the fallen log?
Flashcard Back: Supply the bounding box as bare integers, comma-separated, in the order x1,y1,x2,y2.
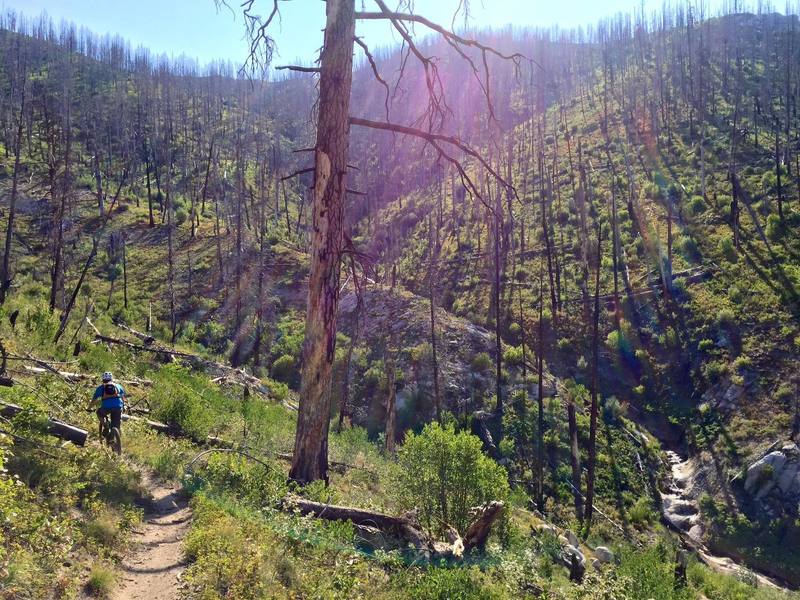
21,365,152,386
0,401,87,446
120,413,231,447
90,319,272,397
283,495,435,556
282,495,505,559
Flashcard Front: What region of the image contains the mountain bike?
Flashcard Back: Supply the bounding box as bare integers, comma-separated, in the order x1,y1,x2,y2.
100,411,122,455
89,409,122,455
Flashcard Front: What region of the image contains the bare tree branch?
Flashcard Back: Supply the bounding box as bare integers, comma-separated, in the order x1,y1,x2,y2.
369,0,450,131
276,65,321,73
353,36,390,121
349,116,512,194
358,0,537,120
217,0,281,76
281,167,314,181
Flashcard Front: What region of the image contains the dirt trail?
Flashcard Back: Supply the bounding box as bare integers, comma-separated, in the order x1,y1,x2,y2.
111,471,192,600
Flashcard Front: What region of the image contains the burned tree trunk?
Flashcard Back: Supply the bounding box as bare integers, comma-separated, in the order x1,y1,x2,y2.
584,225,603,530
290,0,356,485
567,398,583,520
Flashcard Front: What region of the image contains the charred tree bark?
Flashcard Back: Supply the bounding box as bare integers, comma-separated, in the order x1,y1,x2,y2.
0,82,25,304
290,0,355,485
567,398,583,520
428,214,442,423
584,225,603,531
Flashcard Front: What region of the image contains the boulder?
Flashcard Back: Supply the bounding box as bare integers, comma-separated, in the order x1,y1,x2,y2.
777,462,800,495
591,558,603,571
561,544,585,568
744,443,800,503
533,523,558,537
594,546,614,564
745,451,787,497
662,496,697,516
565,530,580,547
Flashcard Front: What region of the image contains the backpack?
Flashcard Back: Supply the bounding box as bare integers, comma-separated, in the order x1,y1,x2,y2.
101,383,119,400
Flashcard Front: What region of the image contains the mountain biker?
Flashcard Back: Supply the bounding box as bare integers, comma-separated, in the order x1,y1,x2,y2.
92,372,125,443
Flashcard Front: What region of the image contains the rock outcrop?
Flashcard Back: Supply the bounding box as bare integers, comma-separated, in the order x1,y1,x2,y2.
744,442,800,508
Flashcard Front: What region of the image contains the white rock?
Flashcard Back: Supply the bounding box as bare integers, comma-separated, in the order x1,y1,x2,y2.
594,546,614,564
744,451,787,494
563,544,585,568
777,462,800,495
534,523,557,537
565,530,579,547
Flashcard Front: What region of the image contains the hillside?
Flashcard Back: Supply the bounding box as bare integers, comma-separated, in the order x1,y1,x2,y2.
0,4,799,600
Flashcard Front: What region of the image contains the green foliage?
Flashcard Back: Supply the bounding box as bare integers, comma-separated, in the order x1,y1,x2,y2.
502,345,524,366
766,213,784,241
86,565,115,598
271,353,298,386
718,236,738,262
616,542,690,600
470,352,493,374
407,567,497,600
689,195,706,215
396,423,509,536
190,452,287,508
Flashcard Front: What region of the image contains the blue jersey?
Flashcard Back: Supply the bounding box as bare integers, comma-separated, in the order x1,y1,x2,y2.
94,382,125,409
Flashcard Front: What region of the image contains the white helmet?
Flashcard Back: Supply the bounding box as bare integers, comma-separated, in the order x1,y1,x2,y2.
102,371,113,382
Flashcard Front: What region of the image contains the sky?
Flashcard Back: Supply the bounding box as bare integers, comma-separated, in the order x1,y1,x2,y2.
0,0,729,69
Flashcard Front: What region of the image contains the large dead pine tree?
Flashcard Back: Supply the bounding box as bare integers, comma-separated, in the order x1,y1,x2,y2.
232,0,526,484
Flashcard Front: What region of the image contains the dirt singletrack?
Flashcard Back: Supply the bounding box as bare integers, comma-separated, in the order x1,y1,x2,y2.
111,470,192,600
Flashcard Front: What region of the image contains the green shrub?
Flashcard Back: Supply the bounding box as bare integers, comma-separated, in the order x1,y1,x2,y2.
775,383,793,405
602,396,624,423
718,236,737,262
715,308,736,330
408,567,495,600
502,345,524,366
689,195,705,215
470,352,493,374
191,453,287,507
698,339,714,352
396,423,509,536
629,496,656,527
617,542,689,600
703,360,728,383
679,235,700,262
270,354,298,385
766,213,784,241
86,565,115,598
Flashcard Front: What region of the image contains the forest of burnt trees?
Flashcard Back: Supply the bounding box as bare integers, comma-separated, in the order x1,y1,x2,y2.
1,2,800,589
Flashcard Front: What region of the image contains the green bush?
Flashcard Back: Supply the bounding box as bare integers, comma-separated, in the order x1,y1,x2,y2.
502,345,524,366
678,235,700,262
270,354,298,386
471,352,493,374
191,452,287,507
408,567,495,600
396,423,509,536
715,308,736,330
617,542,690,600
86,565,115,598
766,213,783,241
689,195,706,215
718,236,737,262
